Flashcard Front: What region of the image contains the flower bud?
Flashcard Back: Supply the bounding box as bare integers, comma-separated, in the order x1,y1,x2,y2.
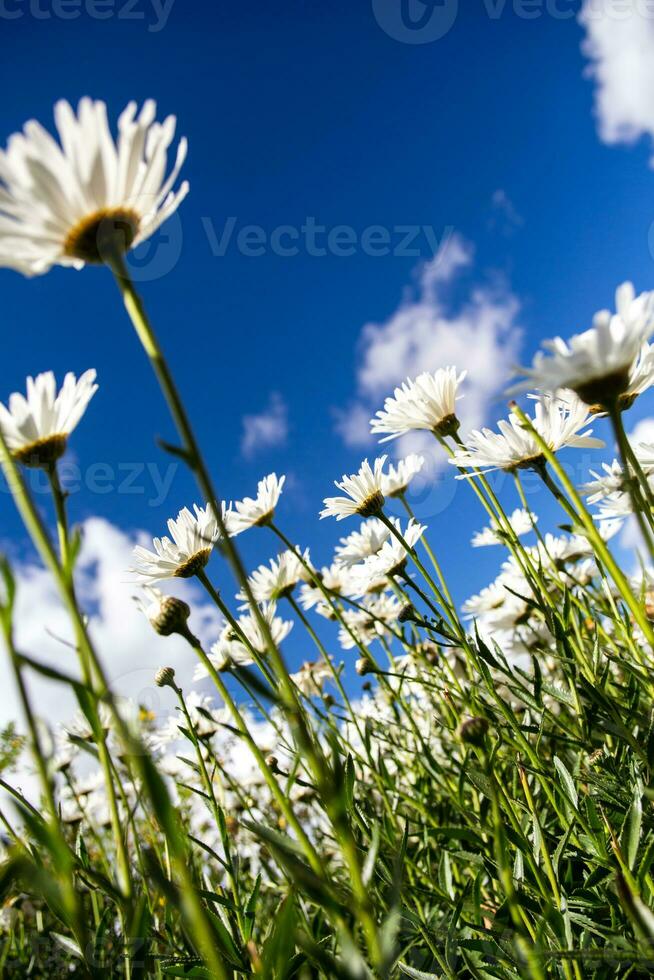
398,602,418,624
151,597,191,637
457,716,489,747
154,666,177,690
356,657,373,676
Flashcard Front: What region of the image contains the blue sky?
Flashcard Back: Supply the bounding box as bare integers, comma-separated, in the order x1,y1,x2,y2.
2,0,654,713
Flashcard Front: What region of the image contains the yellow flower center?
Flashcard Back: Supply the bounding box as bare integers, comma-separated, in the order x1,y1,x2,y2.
173,548,211,579
14,433,68,468
64,207,140,264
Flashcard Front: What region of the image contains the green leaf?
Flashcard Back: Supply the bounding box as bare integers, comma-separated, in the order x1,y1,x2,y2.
554,756,578,809
398,964,441,979
620,782,643,871
51,932,84,960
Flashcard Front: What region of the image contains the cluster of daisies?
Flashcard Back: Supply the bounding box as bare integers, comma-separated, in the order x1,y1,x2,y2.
3,99,654,886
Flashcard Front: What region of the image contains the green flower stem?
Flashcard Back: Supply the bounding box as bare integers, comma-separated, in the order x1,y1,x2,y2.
519,767,582,980
195,569,277,687
174,683,245,941
609,403,654,556
440,432,560,618
44,462,132,906
0,622,85,949
398,491,458,615
0,432,228,980
107,253,283,675
506,402,654,651
105,257,390,959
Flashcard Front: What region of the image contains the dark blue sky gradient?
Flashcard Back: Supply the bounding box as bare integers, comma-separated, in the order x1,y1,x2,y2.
1,0,653,623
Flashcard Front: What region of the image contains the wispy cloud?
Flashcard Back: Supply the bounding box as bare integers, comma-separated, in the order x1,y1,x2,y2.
580,0,654,162
335,232,522,456
489,189,523,234
241,392,288,458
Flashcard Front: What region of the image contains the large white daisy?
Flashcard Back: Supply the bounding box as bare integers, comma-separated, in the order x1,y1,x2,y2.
0,369,97,467
514,283,654,407
132,503,224,583
381,453,425,498
321,457,387,521
0,98,188,275
370,367,465,442
450,395,603,474
229,473,285,535
334,518,392,568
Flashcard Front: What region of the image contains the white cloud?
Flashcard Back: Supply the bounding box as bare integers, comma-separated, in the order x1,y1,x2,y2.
629,416,654,446
241,392,288,458
580,0,654,161
3,518,221,740
489,189,523,234
335,233,522,455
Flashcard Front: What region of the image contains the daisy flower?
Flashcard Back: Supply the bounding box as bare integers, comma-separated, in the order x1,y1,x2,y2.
132,503,223,583
291,660,333,697
240,548,312,603
365,594,404,630
229,473,285,535
338,609,379,650
0,370,97,467
580,459,627,504
619,341,654,410
450,395,603,474
298,563,357,618
463,570,533,632
334,519,392,568
594,493,639,522
360,519,427,579
0,98,188,276
471,508,538,547
197,603,293,671
321,456,387,521
514,282,654,407
370,367,465,442
381,453,425,497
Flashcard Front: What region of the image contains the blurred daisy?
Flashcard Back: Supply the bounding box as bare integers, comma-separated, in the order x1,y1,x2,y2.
291,660,332,697
298,563,356,618
450,395,603,474
463,570,532,632
361,518,426,579
0,98,188,276
321,456,387,520
619,341,654,411
514,282,654,407
229,473,285,535
594,493,637,521
241,548,312,603
348,563,392,598
370,367,465,442
132,503,222,582
334,519,392,568
0,369,97,467
471,508,537,547
381,453,425,497
196,603,293,673
580,460,627,504
338,609,378,650
65,704,114,742
366,594,403,630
